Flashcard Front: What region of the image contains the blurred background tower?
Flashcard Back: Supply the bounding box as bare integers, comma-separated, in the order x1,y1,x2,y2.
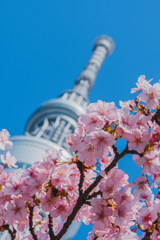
0,35,114,240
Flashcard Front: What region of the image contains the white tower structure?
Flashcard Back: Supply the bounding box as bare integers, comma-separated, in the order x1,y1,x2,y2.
0,35,114,240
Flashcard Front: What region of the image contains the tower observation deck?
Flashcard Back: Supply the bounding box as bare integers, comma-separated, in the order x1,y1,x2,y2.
0,35,114,240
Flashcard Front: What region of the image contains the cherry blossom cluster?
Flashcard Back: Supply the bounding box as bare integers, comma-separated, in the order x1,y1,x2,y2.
1,75,160,240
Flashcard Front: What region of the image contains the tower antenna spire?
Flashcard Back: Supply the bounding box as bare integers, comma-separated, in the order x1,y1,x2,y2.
72,35,114,97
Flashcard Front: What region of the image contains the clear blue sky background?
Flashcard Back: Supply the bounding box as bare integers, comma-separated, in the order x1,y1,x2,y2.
0,1,160,239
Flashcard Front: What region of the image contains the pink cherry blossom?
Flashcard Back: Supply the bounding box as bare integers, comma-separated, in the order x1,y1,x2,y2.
115,204,134,226
4,169,23,195
90,199,112,230
86,100,118,123
76,141,99,166
66,131,81,152
135,151,160,175
137,207,158,230
5,198,27,221
41,189,59,212
130,176,151,195
35,231,49,240
125,129,150,153
119,99,135,109
79,113,104,132
63,177,79,199
0,190,11,205
89,129,116,152
0,129,13,150
32,206,42,224
138,189,154,203
27,176,46,198
133,112,151,130
100,178,121,199
138,81,160,109
42,149,62,174
51,199,72,219
83,169,97,190
1,151,18,168
131,75,148,93
100,146,115,170
14,217,29,232
117,107,135,130
115,186,134,205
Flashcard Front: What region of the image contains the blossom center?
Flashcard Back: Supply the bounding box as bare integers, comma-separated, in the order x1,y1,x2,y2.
149,91,154,98
87,145,94,152
144,215,151,221
15,207,21,214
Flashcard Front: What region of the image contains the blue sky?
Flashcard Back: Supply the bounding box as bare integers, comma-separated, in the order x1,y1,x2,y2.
0,1,160,239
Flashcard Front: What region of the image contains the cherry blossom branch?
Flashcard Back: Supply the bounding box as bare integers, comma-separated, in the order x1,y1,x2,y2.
3,79,160,239
29,206,38,240
12,227,16,239
85,144,130,199
48,214,55,239
0,224,16,240
7,228,15,240
7,225,16,240
56,144,131,240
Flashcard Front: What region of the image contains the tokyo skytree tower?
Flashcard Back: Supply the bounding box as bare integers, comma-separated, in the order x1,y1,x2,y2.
0,35,114,240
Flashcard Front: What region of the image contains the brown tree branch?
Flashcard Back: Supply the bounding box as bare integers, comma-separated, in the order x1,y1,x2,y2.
29,206,38,240
7,225,16,240
142,232,152,240
76,160,85,196
128,149,143,157
152,109,160,125
7,227,16,240
56,197,84,240
48,214,55,239
112,144,119,156
0,224,17,240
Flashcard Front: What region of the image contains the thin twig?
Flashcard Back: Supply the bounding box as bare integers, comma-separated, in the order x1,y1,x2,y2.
7,228,15,240
128,149,143,157
29,206,38,240
0,224,17,240
48,214,55,239
7,226,16,240
87,190,102,200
